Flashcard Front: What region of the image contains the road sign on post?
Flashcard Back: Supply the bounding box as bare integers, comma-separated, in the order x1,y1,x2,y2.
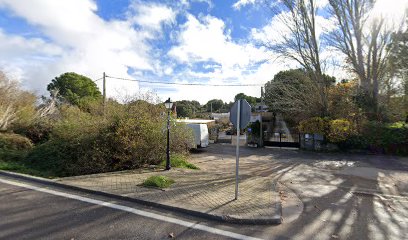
229,99,251,200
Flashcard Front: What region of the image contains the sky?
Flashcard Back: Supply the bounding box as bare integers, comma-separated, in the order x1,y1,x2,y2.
0,0,407,104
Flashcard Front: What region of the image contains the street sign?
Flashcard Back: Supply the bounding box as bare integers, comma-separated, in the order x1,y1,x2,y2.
230,99,251,130
229,99,251,200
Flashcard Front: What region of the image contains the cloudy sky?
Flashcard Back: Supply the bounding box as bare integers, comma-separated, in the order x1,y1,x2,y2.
0,0,406,104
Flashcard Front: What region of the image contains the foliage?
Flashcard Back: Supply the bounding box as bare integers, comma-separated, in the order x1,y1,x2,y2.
234,93,260,108
0,71,37,131
25,100,195,177
47,72,102,106
265,69,322,121
327,119,356,143
328,80,362,120
298,117,329,135
248,121,261,136
160,154,199,170
204,99,225,112
143,175,175,188
335,121,408,155
13,119,54,144
0,133,33,150
175,100,201,118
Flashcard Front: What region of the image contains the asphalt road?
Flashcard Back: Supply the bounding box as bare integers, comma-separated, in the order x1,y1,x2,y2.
0,178,260,240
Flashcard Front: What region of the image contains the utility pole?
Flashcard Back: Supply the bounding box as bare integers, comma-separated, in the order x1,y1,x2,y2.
103,72,106,115
260,87,264,147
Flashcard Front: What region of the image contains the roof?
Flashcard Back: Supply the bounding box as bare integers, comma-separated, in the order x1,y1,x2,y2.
176,119,215,124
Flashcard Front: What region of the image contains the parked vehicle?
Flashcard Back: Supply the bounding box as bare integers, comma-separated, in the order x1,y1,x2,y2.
186,123,209,148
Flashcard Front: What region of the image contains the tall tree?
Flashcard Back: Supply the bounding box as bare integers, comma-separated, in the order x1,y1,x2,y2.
327,0,394,116
47,72,102,106
266,0,329,116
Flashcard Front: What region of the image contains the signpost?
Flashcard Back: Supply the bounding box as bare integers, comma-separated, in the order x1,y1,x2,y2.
230,99,251,200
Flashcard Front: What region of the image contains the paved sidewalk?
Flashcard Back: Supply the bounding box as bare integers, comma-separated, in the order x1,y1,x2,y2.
56,168,282,224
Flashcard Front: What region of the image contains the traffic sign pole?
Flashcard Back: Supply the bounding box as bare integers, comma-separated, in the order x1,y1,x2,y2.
235,100,240,200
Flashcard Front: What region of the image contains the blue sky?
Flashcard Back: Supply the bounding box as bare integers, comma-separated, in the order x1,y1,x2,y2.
0,0,406,103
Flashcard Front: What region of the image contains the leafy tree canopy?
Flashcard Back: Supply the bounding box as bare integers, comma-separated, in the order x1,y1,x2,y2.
176,100,201,118
234,93,260,107
47,72,102,106
204,99,224,112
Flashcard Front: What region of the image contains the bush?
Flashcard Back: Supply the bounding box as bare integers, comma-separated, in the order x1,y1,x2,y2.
143,175,175,188
338,121,408,155
13,119,54,144
298,117,329,135
25,101,195,177
327,119,356,143
0,133,33,150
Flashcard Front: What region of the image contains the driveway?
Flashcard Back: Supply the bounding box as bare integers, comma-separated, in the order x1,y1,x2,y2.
189,144,408,240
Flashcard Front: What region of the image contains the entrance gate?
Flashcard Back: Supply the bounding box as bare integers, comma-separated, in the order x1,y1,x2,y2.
263,132,300,148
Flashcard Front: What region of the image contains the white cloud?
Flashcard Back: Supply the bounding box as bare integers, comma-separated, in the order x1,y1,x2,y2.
0,0,175,99
169,14,268,69
129,1,176,34
232,0,257,10
163,14,284,103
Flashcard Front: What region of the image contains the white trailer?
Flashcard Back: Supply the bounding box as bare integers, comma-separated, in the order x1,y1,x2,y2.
187,123,209,148
176,119,214,148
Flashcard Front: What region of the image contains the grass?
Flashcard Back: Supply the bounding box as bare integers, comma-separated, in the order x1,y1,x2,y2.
160,154,200,170
143,175,175,188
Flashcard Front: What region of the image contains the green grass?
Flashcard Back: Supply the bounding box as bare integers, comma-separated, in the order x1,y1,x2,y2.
143,175,175,188
160,154,199,170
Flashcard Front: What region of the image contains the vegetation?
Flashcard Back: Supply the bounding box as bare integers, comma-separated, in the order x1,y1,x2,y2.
143,175,175,188
175,100,201,118
0,71,37,131
234,93,260,108
0,71,195,177
47,72,102,106
160,154,199,170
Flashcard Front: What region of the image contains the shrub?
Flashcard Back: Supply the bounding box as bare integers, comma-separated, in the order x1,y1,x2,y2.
25,101,195,177
338,121,408,155
13,119,54,144
298,117,329,135
327,119,356,143
0,133,33,150
143,175,175,188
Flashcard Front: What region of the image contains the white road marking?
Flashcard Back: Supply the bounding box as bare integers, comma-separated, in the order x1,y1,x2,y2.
0,178,263,240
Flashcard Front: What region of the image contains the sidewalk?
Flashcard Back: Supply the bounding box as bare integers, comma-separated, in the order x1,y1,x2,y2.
56,168,282,224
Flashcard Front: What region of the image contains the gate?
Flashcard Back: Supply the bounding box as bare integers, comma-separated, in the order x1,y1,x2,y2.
263,132,300,148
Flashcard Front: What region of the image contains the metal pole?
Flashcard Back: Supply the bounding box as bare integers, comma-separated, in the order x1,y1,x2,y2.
103,72,106,114
166,110,171,170
235,100,241,200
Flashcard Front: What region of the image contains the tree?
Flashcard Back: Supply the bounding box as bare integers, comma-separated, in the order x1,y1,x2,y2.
327,0,394,117
0,71,36,130
264,69,321,121
388,20,408,97
47,72,102,106
176,100,201,118
265,0,329,116
204,99,224,112
234,93,260,107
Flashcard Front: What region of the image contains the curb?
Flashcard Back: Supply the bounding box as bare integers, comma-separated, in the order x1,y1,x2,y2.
0,170,282,225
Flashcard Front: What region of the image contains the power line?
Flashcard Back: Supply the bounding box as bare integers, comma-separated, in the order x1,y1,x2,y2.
105,75,264,87
93,77,103,82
